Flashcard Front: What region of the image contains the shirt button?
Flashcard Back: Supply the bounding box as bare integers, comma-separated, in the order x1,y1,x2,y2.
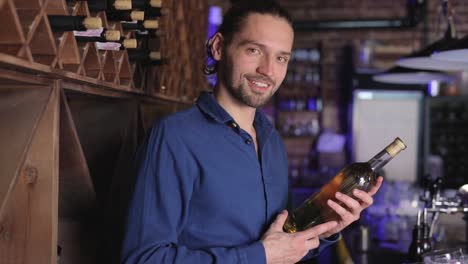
245,139,251,144
232,122,238,128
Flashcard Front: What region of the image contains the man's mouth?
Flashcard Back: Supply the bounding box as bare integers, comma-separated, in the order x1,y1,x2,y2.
246,77,274,92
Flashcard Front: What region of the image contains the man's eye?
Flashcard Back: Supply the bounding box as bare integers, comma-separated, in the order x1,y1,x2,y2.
277,56,288,63
248,48,260,54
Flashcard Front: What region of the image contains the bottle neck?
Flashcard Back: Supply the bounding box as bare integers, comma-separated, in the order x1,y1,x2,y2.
367,149,393,172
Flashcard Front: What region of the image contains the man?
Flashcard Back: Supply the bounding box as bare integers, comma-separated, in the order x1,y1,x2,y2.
121,1,382,263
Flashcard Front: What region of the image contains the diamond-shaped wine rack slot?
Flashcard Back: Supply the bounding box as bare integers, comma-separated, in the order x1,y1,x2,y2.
57,32,81,72
0,0,26,58
81,43,101,79
70,0,89,16
45,0,67,15
101,51,118,83
115,50,133,88
45,0,78,70
66,1,90,76
29,14,58,66
14,0,42,41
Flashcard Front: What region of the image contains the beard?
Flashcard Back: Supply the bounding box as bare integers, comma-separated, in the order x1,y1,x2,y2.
219,58,277,108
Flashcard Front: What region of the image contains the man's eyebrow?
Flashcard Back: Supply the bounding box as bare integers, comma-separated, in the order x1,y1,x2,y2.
237,40,292,56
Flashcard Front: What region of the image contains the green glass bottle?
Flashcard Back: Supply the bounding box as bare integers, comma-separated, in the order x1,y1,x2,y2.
284,137,407,233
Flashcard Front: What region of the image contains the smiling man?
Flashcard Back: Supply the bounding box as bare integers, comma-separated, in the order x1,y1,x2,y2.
121,1,380,264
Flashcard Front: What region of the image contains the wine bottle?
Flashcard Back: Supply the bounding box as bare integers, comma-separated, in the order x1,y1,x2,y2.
48,15,102,32
74,29,121,42
106,11,145,21
134,29,165,40
283,138,407,233
127,50,167,65
131,0,163,9
145,7,169,18
96,39,137,50
121,20,159,30
87,0,132,12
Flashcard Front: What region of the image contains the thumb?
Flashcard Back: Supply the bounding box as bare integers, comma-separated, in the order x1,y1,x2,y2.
269,210,288,231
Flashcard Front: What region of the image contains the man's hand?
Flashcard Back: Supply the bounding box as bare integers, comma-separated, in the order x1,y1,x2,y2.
261,210,338,264
320,176,384,238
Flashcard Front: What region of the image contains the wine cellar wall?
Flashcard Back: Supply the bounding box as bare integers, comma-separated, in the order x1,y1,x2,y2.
0,0,208,263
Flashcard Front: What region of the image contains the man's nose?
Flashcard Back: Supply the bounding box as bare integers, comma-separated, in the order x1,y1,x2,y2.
256,56,274,78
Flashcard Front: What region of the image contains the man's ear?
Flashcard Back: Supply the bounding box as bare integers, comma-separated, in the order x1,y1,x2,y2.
211,32,224,61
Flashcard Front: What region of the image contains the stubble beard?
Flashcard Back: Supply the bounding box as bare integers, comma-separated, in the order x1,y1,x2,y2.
230,80,274,108
221,58,276,108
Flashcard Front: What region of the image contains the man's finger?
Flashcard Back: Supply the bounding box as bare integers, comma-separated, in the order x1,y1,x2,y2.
296,221,338,240
270,210,288,231
368,176,384,196
305,237,320,250
353,189,374,207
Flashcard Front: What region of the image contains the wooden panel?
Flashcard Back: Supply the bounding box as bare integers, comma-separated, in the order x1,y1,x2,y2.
0,86,59,264
59,89,96,219
0,86,52,213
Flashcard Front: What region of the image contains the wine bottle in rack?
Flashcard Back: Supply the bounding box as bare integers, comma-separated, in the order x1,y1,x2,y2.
127,50,167,65
48,15,102,32
145,7,169,18
74,29,121,42
87,0,132,12
96,39,138,51
106,10,145,22
130,0,163,9
121,20,159,31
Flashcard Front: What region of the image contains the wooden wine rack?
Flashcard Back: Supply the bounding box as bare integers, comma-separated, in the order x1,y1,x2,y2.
0,0,209,263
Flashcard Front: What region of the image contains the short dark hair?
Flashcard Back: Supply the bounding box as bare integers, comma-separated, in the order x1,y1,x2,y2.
204,1,293,75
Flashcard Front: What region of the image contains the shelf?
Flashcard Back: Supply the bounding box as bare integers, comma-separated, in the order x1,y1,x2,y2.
0,58,193,105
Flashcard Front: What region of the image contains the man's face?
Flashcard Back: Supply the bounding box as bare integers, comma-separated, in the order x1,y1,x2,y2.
217,13,294,108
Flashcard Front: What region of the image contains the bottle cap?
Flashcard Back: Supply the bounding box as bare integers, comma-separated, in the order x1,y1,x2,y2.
149,51,162,60
123,39,137,49
130,11,145,21
150,0,162,7
105,30,121,41
386,137,407,157
143,20,159,29
82,17,102,29
114,0,132,10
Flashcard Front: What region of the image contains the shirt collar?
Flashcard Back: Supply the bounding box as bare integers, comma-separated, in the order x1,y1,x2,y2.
196,91,233,124
196,91,274,136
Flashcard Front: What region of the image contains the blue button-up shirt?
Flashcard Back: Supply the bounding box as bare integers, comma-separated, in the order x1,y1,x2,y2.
122,92,337,263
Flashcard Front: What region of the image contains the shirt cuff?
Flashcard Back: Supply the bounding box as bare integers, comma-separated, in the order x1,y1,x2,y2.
320,232,341,243
238,240,266,264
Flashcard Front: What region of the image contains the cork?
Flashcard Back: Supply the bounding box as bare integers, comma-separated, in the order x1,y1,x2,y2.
105,30,121,41
114,0,132,10
150,0,162,8
143,20,159,29
149,51,162,60
130,11,145,21
82,17,102,29
123,39,137,49
385,137,407,157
